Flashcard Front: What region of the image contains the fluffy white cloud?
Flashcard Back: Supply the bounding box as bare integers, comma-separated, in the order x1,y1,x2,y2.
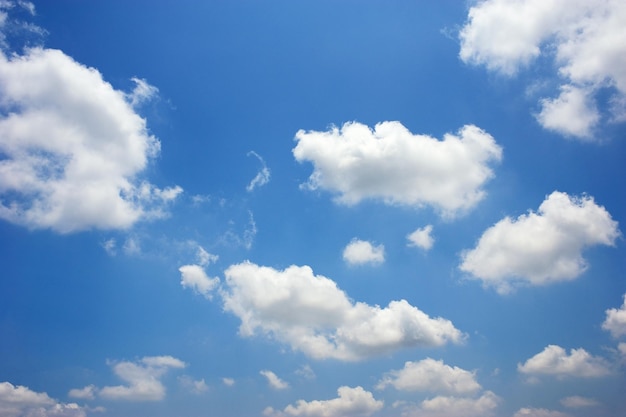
222,261,464,361
260,370,290,390
560,396,598,408
0,47,182,233
602,294,626,338
400,391,499,417
264,386,383,417
246,151,271,192
67,385,96,400
293,122,501,217
513,408,570,417
91,355,185,401
459,0,626,139
407,225,434,251
343,239,385,266
376,358,481,395
179,264,220,299
0,381,87,417
518,345,611,378
460,191,620,294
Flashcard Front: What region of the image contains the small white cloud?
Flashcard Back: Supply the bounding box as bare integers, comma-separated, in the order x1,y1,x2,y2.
68,385,96,400
178,376,209,394
560,396,599,408
602,294,626,338
102,238,117,256
0,381,88,417
400,391,499,417
222,261,464,361
376,358,481,395
293,122,502,217
222,377,235,387
518,345,611,379
407,225,434,251
179,264,220,299
265,386,383,417
260,370,289,390
513,408,571,417
460,191,620,294
246,151,271,192
122,236,141,256
536,85,599,139
295,365,315,380
127,77,159,108
196,246,218,267
343,239,385,266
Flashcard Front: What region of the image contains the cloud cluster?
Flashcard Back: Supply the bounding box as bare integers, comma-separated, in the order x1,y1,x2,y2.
1,381,88,417
459,0,626,139
222,261,464,360
70,356,186,402
264,386,383,417
400,391,499,417
343,239,385,266
0,47,181,233
517,345,611,378
460,191,620,294
602,294,626,338
293,122,501,217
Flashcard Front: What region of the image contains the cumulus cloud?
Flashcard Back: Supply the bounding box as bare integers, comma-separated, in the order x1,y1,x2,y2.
260,370,290,390
71,356,186,402
221,261,464,361
518,345,611,378
400,391,499,417
460,191,620,294
407,225,434,251
0,47,182,233
459,0,626,139
293,122,501,217
343,239,385,266
179,264,220,299
246,151,271,192
376,358,481,395
0,381,88,417
513,408,571,417
602,294,626,338
560,396,599,408
264,386,383,417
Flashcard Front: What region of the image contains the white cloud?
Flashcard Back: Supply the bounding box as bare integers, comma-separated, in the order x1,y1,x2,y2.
96,355,186,401
602,294,626,338
295,365,316,380
264,386,383,417
178,376,209,394
246,151,271,192
0,381,88,417
260,370,290,390
293,122,502,217
0,47,181,233
407,225,434,251
222,377,235,387
560,396,599,408
518,345,611,378
222,261,464,361
179,264,220,299
127,77,159,107
67,385,96,400
460,191,620,294
376,358,481,395
196,246,218,267
513,408,571,417
400,391,499,417
343,239,385,266
459,0,626,139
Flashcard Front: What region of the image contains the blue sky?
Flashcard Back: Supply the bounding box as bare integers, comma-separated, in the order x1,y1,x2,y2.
0,1,625,416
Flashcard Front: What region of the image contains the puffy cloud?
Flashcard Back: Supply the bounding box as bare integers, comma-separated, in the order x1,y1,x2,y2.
260,370,290,390
376,358,481,395
0,381,87,417
518,345,611,378
342,239,385,266
246,151,271,192
407,225,434,251
400,391,499,417
459,0,626,139
179,264,220,299
293,122,501,217
85,355,186,401
67,385,96,400
460,191,620,294
513,408,571,417
602,294,626,338
222,261,464,361
0,47,181,233
560,396,599,408
265,386,383,417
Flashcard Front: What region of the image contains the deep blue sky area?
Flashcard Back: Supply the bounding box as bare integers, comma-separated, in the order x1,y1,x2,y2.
0,1,625,417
